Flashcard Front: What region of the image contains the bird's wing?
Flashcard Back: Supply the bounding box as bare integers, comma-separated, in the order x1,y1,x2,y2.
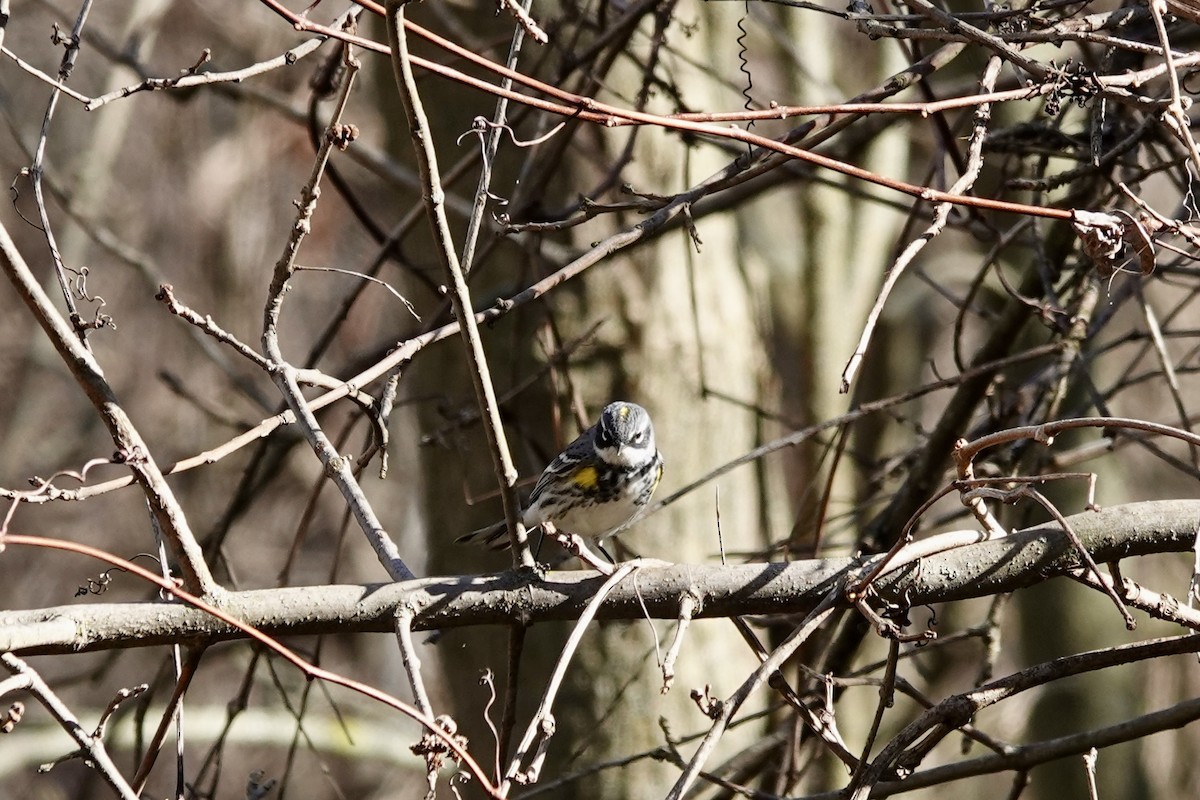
528,426,595,503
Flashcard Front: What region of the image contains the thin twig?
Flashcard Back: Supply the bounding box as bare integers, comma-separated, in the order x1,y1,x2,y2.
846,635,1200,798
661,590,701,693
842,56,1002,392
1083,747,1100,800
499,624,527,771
1,653,139,800
257,36,414,582
1068,566,1200,630
729,616,858,769
395,606,434,717
130,647,204,794
664,589,841,799
502,563,638,790
845,639,901,794
496,0,548,44
458,0,533,276
25,0,95,342
0,220,218,596
955,416,1200,468
0,533,499,794
644,343,1062,524
385,0,531,566
1,45,92,102
1146,0,1200,175
295,265,420,320
1137,287,1199,468
260,1,1093,222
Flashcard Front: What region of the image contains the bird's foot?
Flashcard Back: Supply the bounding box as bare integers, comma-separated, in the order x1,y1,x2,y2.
547,523,615,575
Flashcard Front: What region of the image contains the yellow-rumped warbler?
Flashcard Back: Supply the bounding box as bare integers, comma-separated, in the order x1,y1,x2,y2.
459,401,663,558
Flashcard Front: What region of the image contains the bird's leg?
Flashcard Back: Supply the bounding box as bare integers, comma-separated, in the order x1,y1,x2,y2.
546,522,615,576
596,540,616,565
530,524,548,565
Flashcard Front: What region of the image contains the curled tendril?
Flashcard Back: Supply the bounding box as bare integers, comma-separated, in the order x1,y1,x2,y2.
75,554,162,597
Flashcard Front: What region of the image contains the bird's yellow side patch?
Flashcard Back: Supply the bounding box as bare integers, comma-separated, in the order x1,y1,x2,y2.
571,465,599,490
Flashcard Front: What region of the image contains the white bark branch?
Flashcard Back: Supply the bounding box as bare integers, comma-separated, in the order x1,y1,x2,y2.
2,500,1196,657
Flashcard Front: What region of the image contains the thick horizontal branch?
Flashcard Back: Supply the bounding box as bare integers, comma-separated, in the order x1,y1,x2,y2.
2,500,1196,656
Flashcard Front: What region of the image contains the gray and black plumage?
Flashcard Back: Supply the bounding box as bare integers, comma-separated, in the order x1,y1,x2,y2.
458,401,663,552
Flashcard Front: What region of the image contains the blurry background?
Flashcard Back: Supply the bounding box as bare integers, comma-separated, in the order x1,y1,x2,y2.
2,0,1200,798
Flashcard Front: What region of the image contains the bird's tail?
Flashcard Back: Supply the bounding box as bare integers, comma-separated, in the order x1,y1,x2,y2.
455,520,514,550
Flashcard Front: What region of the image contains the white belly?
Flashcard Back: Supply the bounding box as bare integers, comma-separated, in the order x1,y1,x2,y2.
549,497,641,538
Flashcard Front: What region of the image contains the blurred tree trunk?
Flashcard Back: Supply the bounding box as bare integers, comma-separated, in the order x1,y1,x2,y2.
545,2,843,795
764,7,912,793
397,2,790,794
402,0,917,792
777,7,911,548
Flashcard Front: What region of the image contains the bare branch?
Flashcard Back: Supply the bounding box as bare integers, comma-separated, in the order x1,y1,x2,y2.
1,653,138,800
4,500,1198,656
0,221,217,597
384,0,530,565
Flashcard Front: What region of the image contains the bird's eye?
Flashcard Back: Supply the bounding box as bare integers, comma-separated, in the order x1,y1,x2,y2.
632,431,645,444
